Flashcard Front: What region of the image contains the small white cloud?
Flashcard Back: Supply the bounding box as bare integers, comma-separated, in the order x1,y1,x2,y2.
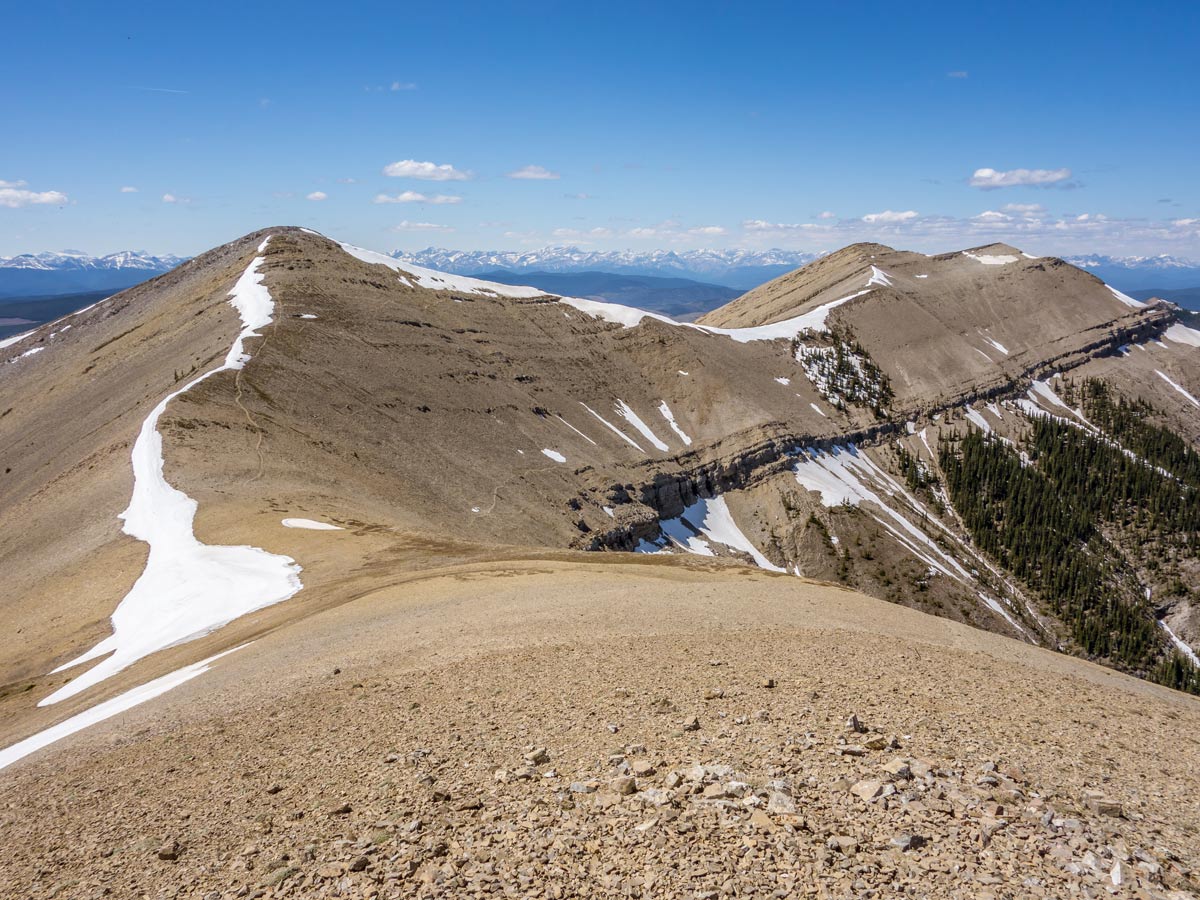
374,191,462,205
1002,203,1043,213
382,159,471,181
947,70,969,79
1171,217,1199,227
628,227,658,238
390,81,417,91
743,219,825,232
689,225,726,235
390,220,454,232
306,191,328,201
507,164,560,181
162,193,178,203
862,209,919,223
818,210,836,219
0,185,67,208
969,167,1072,189
119,186,139,193
337,177,357,184
564,192,591,200
972,210,1011,223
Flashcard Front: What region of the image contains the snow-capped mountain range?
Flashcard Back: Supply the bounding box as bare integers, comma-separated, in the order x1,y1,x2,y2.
0,250,188,272
388,246,822,289
0,250,189,299
1063,253,1198,271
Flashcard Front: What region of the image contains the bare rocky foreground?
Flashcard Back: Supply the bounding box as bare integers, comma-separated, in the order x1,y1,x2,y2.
2,561,1197,899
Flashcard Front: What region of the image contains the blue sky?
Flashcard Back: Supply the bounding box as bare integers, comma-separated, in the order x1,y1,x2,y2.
3,1,1198,258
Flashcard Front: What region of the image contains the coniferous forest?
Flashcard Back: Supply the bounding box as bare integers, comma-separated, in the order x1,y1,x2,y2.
939,380,1200,694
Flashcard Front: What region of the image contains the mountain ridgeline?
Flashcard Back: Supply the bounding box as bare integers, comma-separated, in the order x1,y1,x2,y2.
1,228,1198,736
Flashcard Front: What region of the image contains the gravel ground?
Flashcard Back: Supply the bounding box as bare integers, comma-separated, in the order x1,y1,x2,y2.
1,561,1197,899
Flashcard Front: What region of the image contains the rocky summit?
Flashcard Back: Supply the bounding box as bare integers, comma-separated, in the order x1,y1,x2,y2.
0,227,1197,899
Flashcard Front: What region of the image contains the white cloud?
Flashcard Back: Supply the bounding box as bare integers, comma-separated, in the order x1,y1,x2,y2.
818,211,836,219
551,226,614,241
390,221,454,232
862,209,919,224
0,180,67,208
162,193,178,203
374,191,462,205
337,177,357,184
946,70,969,79
390,81,417,91
306,191,327,201
1002,203,1043,213
1171,218,1199,227
507,165,560,180
564,192,591,200
969,167,1072,189
382,160,471,181
743,219,827,232
972,210,1011,223
689,225,726,235
120,186,138,193
627,227,658,238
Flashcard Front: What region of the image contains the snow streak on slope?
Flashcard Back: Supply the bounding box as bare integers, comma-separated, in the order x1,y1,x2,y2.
637,496,786,572
1160,621,1200,667
581,403,643,451
792,444,1031,635
1106,285,1147,309
963,406,993,434
336,239,548,298
792,445,973,583
614,400,669,451
41,239,302,706
0,646,246,771
982,336,1010,355
1156,370,1200,408
657,401,692,446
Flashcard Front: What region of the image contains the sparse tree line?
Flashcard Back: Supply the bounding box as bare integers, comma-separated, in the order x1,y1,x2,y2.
938,379,1200,694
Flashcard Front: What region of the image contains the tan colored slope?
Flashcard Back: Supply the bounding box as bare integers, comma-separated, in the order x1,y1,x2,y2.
0,227,1194,771
0,559,1196,898
701,241,1174,407
0,228,849,726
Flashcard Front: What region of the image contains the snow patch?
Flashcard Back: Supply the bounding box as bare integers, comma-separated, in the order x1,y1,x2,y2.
556,415,597,445
657,401,692,446
774,376,791,385
614,400,669,451
1162,323,1200,347
541,449,567,462
281,518,342,531
963,251,1019,265
638,496,785,572
810,403,827,418
581,403,644,451
0,645,247,772
1160,620,1200,666
963,406,993,434
1156,370,1200,408
337,240,548,298
39,239,303,707
866,266,892,287
1106,284,1147,309
982,336,1010,355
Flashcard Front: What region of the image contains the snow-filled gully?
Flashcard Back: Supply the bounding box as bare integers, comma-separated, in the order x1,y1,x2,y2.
1,237,301,770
